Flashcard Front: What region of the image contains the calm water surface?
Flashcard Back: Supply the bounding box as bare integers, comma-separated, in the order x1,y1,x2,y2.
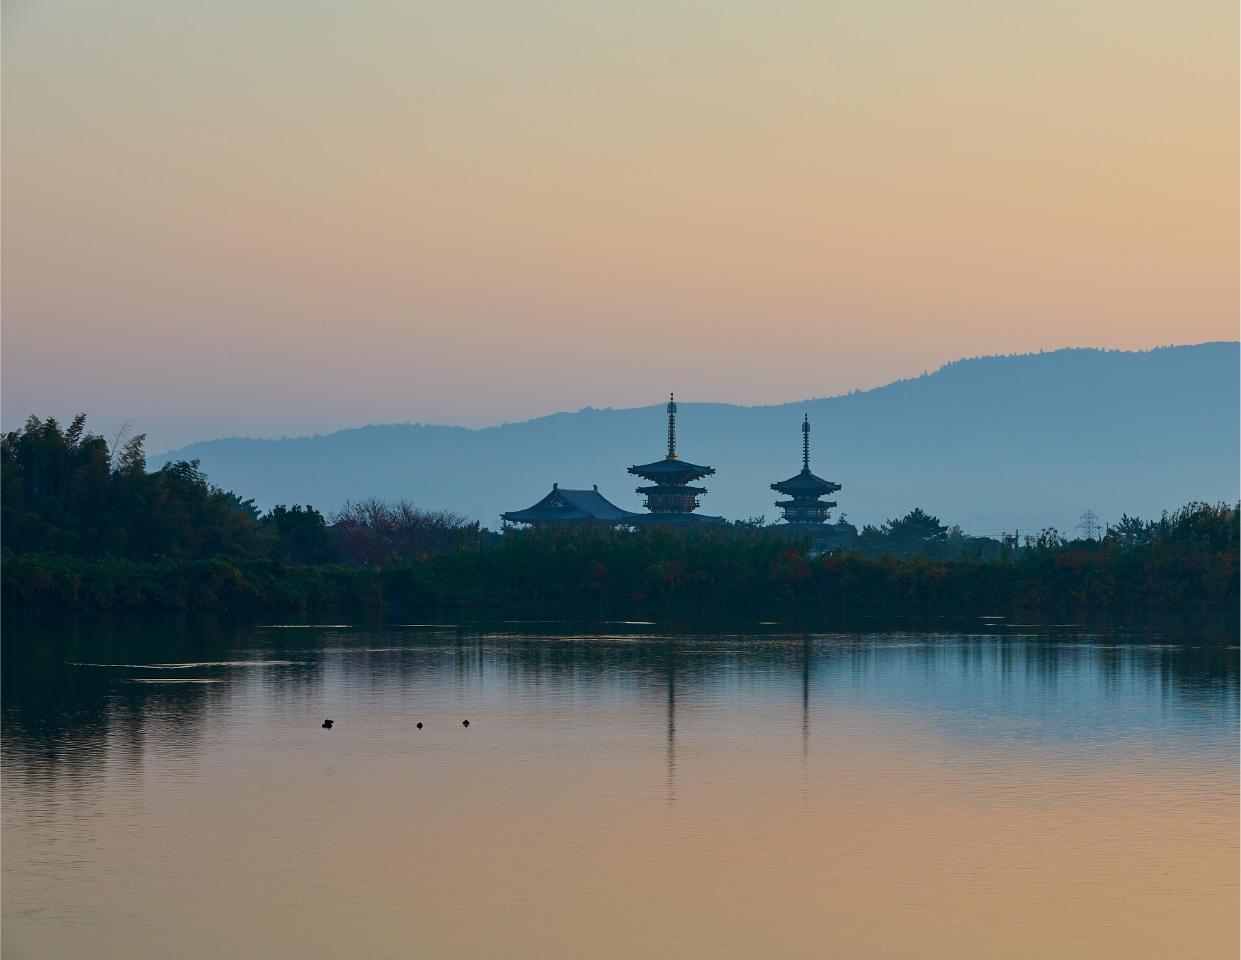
3,613,1237,959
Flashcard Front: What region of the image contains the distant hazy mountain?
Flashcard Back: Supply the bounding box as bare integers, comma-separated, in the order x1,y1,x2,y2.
157,342,1240,535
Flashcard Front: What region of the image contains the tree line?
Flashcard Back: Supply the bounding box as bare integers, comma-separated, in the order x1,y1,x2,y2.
3,413,1237,613
4,502,1236,613
1,414,475,566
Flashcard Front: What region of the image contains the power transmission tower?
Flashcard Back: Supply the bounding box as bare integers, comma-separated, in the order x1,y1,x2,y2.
1076,509,1101,540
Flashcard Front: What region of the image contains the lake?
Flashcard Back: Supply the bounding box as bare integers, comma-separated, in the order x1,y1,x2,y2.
3,613,1237,959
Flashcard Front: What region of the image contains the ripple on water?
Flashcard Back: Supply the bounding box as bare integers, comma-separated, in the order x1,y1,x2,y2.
123,679,222,684
70,661,300,669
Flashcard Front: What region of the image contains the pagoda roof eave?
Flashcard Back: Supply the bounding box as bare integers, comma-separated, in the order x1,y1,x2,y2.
770,470,842,495
628,458,715,481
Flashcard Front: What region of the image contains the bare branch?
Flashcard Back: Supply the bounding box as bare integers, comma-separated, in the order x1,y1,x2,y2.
108,420,134,472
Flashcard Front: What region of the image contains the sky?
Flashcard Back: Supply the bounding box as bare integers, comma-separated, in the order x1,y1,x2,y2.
3,0,1237,452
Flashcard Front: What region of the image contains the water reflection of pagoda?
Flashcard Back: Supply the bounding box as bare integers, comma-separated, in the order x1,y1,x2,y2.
771,415,855,546
628,395,723,525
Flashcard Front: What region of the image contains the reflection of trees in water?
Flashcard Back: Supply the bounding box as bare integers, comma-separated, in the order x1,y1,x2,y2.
3,612,1236,790
405,618,1238,706
1,613,306,794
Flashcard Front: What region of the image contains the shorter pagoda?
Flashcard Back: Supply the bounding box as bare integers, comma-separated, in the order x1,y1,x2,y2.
771,415,843,525
628,395,722,524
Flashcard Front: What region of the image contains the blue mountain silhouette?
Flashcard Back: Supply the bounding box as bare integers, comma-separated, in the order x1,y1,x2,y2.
157,342,1240,535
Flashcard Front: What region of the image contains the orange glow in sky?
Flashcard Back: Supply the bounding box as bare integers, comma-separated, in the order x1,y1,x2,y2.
3,1,1237,449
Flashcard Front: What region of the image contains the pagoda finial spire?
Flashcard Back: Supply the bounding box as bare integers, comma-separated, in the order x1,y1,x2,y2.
802,413,810,472
666,393,677,459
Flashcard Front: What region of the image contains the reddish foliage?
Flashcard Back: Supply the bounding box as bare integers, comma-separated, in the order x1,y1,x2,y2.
772,547,811,582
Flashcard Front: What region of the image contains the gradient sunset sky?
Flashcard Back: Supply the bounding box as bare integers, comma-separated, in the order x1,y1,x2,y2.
3,0,1237,450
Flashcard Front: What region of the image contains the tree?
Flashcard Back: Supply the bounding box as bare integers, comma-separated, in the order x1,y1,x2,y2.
263,504,333,563
2,414,262,560
331,497,477,566
881,508,949,558
1108,513,1149,550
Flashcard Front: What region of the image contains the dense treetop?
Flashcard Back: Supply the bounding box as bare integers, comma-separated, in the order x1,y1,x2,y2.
1,414,324,562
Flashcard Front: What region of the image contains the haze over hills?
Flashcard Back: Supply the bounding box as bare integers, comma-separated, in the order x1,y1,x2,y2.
157,342,1239,535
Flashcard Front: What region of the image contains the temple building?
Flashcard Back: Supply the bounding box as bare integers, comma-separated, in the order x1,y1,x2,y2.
771,415,855,543
501,483,641,527
627,395,723,524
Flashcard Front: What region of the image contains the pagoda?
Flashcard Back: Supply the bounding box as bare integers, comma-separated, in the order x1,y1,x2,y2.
771,415,842,525
628,395,722,523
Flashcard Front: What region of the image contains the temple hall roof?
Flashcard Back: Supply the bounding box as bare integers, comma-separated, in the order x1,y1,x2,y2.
502,484,641,524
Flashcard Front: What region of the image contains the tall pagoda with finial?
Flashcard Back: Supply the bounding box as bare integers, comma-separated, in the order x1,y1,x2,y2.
771,414,842,525
628,395,722,523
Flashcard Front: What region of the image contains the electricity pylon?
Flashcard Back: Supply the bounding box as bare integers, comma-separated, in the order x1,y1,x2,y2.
1076,509,1101,540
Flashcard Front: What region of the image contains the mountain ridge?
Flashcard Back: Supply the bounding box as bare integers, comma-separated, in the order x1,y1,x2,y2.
157,342,1240,534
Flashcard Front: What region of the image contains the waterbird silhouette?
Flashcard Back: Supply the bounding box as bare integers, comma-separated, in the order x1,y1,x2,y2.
322,719,333,729
462,720,470,727
416,722,423,729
